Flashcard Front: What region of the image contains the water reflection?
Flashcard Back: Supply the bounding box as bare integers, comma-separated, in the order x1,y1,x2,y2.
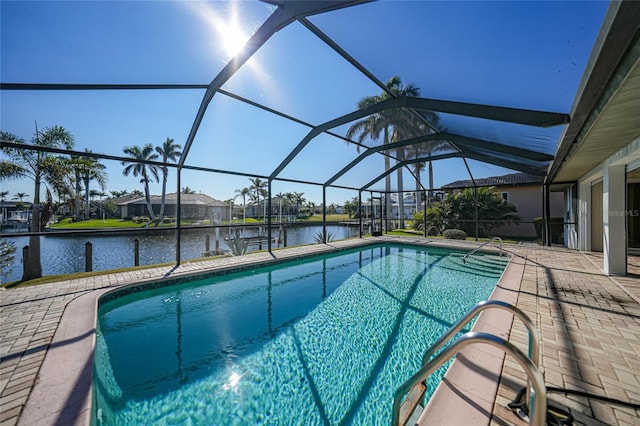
2,225,358,282
96,247,380,404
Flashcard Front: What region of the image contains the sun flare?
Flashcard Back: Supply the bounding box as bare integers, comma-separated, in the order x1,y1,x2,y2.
220,20,249,58
185,1,251,60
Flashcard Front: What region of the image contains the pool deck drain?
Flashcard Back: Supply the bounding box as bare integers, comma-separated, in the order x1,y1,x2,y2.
1,236,639,425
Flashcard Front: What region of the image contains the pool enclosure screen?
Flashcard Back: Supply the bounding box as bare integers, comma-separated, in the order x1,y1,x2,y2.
0,1,610,277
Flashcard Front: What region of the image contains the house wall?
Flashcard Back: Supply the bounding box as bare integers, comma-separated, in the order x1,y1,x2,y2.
492,185,563,238
575,136,640,274
120,203,218,220
124,204,148,218
591,182,604,252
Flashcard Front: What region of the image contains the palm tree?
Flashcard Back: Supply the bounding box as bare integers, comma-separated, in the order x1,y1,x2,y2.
122,144,159,220
54,184,73,216
284,192,296,218
249,177,268,222
387,78,421,228
181,186,196,194
45,162,73,212
0,191,8,201
347,76,441,228
346,76,414,227
275,192,289,221
412,161,426,213
306,200,316,216
110,189,128,198
0,161,26,181
248,191,259,216
70,155,83,221
77,151,107,220
234,187,250,223
290,192,306,218
0,126,75,280
403,118,443,213
156,138,182,221
13,192,28,202
224,198,234,224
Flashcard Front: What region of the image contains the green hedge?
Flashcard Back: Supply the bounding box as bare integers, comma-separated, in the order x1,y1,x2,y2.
443,229,467,240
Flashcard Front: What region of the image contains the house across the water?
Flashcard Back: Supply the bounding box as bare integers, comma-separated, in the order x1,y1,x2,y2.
117,193,231,222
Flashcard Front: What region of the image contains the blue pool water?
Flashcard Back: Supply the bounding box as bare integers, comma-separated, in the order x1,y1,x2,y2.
93,244,508,425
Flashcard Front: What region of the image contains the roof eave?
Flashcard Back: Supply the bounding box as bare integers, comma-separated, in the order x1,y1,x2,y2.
546,0,640,183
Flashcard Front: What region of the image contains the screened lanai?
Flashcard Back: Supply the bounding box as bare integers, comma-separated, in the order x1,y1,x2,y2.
0,0,612,280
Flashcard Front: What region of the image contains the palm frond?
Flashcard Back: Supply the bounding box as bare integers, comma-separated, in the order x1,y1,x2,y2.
0,161,27,181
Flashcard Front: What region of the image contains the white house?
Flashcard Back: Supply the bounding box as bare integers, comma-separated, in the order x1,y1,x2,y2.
547,1,640,275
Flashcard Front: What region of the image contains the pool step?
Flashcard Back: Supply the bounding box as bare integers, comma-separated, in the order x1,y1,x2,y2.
452,253,509,269
399,382,426,426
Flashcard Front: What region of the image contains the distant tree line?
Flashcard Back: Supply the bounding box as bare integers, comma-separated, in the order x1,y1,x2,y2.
1,125,181,281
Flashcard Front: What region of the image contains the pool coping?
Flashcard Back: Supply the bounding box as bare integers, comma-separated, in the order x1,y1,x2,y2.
16,237,515,425
417,250,526,425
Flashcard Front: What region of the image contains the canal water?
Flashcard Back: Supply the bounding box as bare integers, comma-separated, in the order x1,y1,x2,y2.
1,225,359,283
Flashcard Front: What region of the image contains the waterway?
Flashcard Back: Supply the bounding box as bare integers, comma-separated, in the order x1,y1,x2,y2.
1,225,360,283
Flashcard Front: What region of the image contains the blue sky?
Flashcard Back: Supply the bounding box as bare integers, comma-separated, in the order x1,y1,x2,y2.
1,0,609,206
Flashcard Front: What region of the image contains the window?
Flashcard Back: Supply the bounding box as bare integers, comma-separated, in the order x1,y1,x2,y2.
501,192,509,202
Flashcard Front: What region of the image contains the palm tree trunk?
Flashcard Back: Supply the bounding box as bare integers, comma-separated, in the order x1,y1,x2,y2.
159,168,168,220
142,170,156,220
23,172,42,280
75,169,82,221
415,165,422,215
428,161,434,203
263,198,267,223
383,128,392,229
84,174,90,220
145,185,156,220
397,150,405,229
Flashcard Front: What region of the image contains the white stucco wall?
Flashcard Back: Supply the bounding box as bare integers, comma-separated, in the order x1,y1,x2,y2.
575,136,640,274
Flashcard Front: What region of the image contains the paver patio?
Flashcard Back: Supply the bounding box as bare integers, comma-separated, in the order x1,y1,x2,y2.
1,236,639,425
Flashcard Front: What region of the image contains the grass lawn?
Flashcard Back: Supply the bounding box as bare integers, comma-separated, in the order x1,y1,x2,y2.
49,218,261,229
306,214,351,222
50,218,150,229
49,216,355,229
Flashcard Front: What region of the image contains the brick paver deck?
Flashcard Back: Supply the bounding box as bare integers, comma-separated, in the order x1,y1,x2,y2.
491,246,640,426
1,236,639,425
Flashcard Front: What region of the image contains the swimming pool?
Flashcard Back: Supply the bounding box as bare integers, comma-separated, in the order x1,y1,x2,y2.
93,243,508,425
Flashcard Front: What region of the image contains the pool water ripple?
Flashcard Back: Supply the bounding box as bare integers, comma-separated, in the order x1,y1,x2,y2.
94,245,507,425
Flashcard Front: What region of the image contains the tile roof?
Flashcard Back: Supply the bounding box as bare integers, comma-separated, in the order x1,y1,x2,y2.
116,192,227,206
442,172,544,189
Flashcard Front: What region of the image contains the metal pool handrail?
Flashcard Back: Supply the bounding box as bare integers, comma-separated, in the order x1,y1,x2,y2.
463,236,503,263
423,300,540,418
391,300,541,426
422,300,539,367
391,331,547,426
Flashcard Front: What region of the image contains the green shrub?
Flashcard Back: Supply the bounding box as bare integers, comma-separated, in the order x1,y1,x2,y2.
313,230,334,243
443,229,467,240
0,239,16,284
427,226,439,236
